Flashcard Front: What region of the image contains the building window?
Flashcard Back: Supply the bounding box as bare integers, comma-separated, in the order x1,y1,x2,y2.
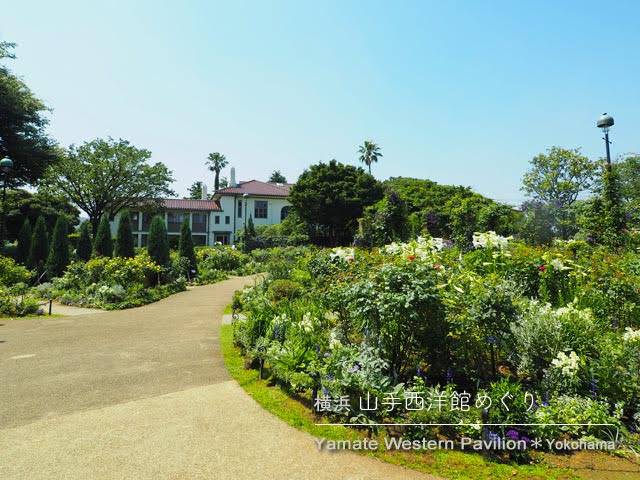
140,234,148,246
141,213,154,231
193,235,206,246
254,200,268,219
225,215,230,224
237,199,242,217
192,213,207,233
215,215,220,224
167,212,185,233
280,206,290,221
131,211,140,231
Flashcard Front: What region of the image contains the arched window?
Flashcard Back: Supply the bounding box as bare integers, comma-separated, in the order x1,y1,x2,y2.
280,206,290,221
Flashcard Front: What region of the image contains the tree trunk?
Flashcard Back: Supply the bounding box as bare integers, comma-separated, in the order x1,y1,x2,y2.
214,171,220,190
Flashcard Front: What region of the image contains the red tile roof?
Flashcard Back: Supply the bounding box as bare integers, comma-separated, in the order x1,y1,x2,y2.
161,198,222,211
214,180,292,197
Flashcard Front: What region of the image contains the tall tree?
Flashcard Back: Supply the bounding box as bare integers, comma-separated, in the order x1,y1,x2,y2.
187,181,206,199
205,152,228,191
16,218,31,265
0,42,58,186
45,216,70,279
76,221,92,261
3,189,79,242
288,160,383,245
28,216,49,276
44,137,175,232
114,209,135,258
268,170,287,183
521,147,598,206
93,215,113,258
357,141,383,175
178,217,197,278
147,215,170,267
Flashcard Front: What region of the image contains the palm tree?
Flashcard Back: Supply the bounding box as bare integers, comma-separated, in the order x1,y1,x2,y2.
205,152,229,190
358,141,383,175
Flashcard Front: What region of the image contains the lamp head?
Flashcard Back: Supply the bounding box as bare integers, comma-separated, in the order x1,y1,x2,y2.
597,112,614,132
0,157,13,173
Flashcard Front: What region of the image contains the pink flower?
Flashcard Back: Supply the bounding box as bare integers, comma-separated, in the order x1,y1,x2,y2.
348,257,354,262
539,265,546,271
434,264,443,269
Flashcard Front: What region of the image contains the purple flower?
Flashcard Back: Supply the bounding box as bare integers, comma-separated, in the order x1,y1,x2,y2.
488,431,501,442
506,429,519,441
521,436,531,445
321,386,329,395
324,374,334,381
416,365,422,378
590,378,598,398
446,367,453,384
323,352,330,358
542,391,550,407
348,365,360,373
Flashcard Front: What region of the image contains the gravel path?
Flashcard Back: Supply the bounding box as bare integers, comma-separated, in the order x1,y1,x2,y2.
0,276,437,480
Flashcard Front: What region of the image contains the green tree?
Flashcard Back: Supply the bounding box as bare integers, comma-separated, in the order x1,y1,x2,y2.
205,152,228,191
3,189,79,242
93,215,113,258
114,209,135,258
147,215,170,267
76,221,92,261
584,166,627,247
0,42,58,186
44,137,175,232
178,217,197,278
289,160,383,245
16,218,31,264
28,216,49,276
243,215,257,252
268,170,287,183
45,216,70,278
357,140,383,175
521,147,597,206
187,181,206,199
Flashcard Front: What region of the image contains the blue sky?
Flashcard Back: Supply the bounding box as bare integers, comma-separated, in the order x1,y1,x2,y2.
2,1,638,204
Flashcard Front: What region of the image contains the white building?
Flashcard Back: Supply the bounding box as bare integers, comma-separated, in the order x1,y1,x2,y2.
109,168,292,247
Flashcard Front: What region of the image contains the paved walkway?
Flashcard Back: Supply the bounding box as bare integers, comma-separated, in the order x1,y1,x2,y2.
0,277,436,480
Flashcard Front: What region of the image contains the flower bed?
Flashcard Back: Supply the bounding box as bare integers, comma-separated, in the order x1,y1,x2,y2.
232,234,640,461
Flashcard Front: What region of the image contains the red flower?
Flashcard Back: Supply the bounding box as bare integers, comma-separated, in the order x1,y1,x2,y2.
408,255,415,261
539,265,546,271
348,257,354,262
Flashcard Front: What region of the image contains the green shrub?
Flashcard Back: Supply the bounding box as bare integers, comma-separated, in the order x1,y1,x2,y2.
16,218,31,265
178,217,197,278
45,216,70,279
147,215,170,267
93,215,113,258
268,279,303,302
76,221,92,261
114,209,135,258
0,256,31,286
28,216,49,276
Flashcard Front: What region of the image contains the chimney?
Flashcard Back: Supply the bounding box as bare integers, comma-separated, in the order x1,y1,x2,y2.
230,167,237,187
201,183,208,200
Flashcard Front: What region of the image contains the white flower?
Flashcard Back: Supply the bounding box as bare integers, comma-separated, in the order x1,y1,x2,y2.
330,247,354,262
472,231,512,250
623,327,640,343
329,328,342,349
550,258,564,270
550,351,580,377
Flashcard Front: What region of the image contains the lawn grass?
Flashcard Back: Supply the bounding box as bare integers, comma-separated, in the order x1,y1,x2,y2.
220,323,581,480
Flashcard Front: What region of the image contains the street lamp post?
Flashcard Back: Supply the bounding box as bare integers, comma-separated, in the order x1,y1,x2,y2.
0,157,14,252
597,112,614,171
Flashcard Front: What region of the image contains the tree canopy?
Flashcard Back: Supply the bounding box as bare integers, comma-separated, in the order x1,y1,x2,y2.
268,170,287,183
0,41,59,185
206,152,228,191
288,160,383,245
357,141,382,175
44,137,175,231
521,146,597,206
